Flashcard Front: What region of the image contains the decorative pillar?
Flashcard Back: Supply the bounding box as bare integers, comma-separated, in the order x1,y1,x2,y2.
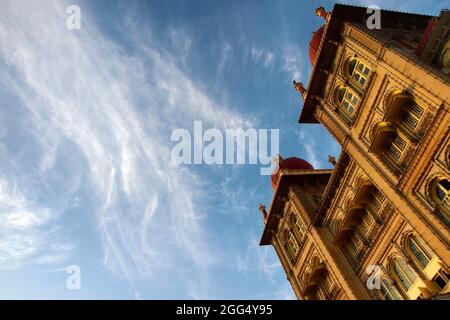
328,155,337,166
258,203,269,224
315,6,329,21
293,80,307,100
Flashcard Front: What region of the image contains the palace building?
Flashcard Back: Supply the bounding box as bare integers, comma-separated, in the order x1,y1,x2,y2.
258,4,450,300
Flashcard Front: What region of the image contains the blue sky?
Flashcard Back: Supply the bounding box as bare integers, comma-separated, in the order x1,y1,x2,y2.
0,0,447,299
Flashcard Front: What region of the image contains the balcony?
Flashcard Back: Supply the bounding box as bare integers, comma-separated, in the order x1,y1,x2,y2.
300,263,328,298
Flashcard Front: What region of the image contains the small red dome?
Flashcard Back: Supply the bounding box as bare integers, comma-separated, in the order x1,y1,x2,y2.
271,157,314,190
309,25,325,66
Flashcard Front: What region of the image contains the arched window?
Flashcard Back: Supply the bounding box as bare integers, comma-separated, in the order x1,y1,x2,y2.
380,278,402,300
407,235,433,269
347,58,370,87
429,178,450,227
392,258,418,291
337,86,359,117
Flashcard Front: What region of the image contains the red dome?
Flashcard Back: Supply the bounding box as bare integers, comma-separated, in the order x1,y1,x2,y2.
271,157,314,190
309,25,325,66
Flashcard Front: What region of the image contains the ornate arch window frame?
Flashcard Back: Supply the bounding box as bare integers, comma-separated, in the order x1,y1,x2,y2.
389,256,419,293
428,176,450,224
334,85,360,121
403,232,434,271
379,277,403,300
343,55,372,90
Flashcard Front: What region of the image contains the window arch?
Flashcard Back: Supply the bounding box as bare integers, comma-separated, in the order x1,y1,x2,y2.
391,257,418,291
406,234,433,270
429,178,450,227
346,57,371,87
380,278,402,300
336,86,359,117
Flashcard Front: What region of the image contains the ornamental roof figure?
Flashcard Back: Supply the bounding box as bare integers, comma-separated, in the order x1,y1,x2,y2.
293,80,307,100
315,6,329,20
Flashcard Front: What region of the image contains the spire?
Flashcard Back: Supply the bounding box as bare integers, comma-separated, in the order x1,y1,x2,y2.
293,80,307,100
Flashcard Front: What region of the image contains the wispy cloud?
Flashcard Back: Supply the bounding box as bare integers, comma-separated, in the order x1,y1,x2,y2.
235,233,282,280
218,42,232,74
251,47,275,68
170,27,193,63
282,46,305,81
297,129,322,168
350,0,446,14
0,0,252,297
0,179,73,268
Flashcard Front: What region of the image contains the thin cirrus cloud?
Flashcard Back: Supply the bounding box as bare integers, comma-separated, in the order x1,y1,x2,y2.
250,47,275,68
282,47,305,82
0,0,253,297
0,178,53,268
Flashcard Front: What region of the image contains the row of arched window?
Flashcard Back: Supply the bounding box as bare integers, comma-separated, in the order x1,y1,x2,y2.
335,57,428,172
334,57,371,121
378,233,450,300
333,180,385,260
369,90,426,171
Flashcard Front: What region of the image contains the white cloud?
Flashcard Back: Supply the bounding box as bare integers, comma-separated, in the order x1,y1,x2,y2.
235,233,283,281
264,52,275,68
251,47,275,68
170,27,193,62
218,42,232,73
0,179,72,268
0,0,252,297
282,48,304,81
297,129,322,168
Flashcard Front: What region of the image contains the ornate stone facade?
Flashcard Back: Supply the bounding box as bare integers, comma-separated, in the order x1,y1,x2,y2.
258,4,450,300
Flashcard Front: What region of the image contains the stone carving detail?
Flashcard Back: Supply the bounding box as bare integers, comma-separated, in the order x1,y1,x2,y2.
416,111,434,137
